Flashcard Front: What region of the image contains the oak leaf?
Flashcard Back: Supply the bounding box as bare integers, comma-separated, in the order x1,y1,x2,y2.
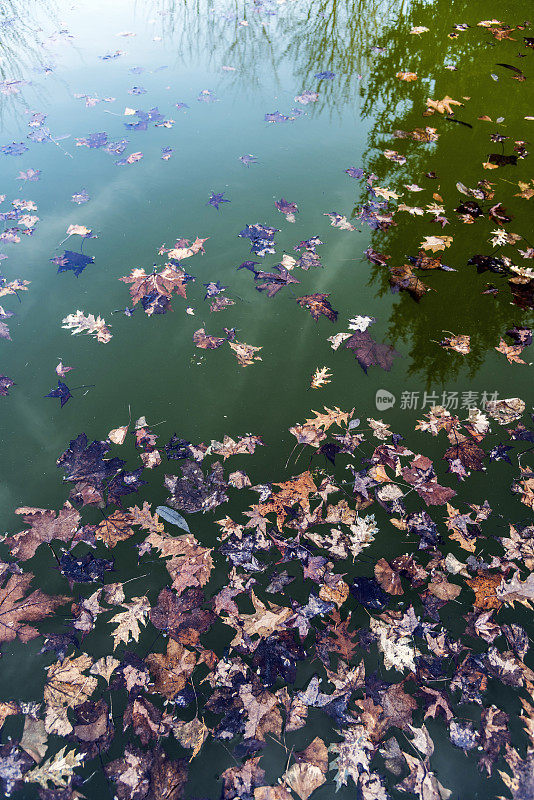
44,654,97,735
24,747,84,789
62,310,112,343
310,366,332,388
109,596,150,649
426,95,463,114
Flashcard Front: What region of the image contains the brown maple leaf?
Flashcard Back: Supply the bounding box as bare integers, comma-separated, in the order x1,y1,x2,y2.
6,503,80,561
120,265,189,314
388,264,430,301
374,558,403,595
466,573,503,610
296,293,338,322
443,435,485,471
258,471,317,531
145,531,213,595
149,586,215,646
0,572,68,645
146,639,197,699
95,510,135,548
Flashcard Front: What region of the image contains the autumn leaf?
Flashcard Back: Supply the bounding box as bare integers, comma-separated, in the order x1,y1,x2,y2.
95,510,136,547
310,366,332,388
193,327,226,349
389,264,430,301
44,654,97,735
146,639,197,699
144,530,213,595
0,573,69,645
62,309,112,343
0,278,30,298
20,716,47,763
24,747,84,789
165,236,208,260
443,435,485,471
370,617,416,672
466,574,503,610
170,717,209,759
345,331,402,373
257,471,317,531
228,339,263,366
420,235,453,252
515,180,534,200
305,406,354,431
374,558,403,595
495,339,527,365
297,293,338,322
210,434,264,459
5,503,80,560
120,265,189,314
426,95,463,114
65,224,92,238
109,596,150,649
440,334,471,354
108,425,128,445
288,423,327,447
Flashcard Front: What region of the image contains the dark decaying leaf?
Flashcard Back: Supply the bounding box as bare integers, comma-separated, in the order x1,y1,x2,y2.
344,331,402,373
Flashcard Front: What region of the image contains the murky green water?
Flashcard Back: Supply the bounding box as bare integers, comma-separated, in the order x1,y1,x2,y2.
0,0,533,797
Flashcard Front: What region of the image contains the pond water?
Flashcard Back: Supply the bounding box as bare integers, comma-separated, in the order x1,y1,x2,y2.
0,0,533,798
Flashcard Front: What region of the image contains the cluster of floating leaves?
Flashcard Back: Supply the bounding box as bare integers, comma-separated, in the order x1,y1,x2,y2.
0,396,533,799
